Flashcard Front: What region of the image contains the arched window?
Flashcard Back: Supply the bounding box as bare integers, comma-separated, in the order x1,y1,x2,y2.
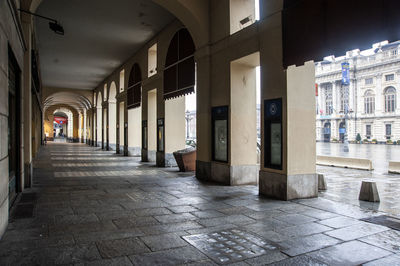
384,87,396,112
324,84,333,115
164,28,195,100
127,63,142,109
364,90,375,114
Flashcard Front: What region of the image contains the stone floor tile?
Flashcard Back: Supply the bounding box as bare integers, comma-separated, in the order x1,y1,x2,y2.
198,215,256,227
268,254,327,266
154,213,197,223
362,254,400,266
167,205,198,213
275,222,332,239
274,214,317,225
128,246,208,266
133,207,172,217
1,226,49,242
138,221,203,235
74,228,143,244
112,216,159,229
317,216,362,229
49,221,117,236
96,237,150,258
55,213,99,225
140,233,188,251
279,233,341,256
324,222,389,241
191,210,225,219
75,256,133,266
301,209,339,220
94,210,137,221
244,251,288,265
359,229,400,253
243,209,286,220
308,240,393,265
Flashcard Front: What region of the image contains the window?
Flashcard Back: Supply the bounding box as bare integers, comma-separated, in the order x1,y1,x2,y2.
364,90,375,114
230,0,259,34
366,125,371,139
391,49,398,56
148,43,157,77
119,70,125,92
324,84,333,115
386,124,392,137
384,87,396,112
340,85,349,113
365,78,373,85
385,74,394,81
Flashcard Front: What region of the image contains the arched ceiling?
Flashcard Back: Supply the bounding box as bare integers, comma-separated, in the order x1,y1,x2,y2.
36,0,175,90
44,92,91,112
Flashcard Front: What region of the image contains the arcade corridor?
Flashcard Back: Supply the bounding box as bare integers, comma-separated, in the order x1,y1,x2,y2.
0,142,399,265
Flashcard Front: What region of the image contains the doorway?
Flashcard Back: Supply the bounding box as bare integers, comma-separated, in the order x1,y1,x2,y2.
8,48,21,207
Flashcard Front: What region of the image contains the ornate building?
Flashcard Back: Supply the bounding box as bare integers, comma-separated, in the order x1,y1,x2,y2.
316,41,400,142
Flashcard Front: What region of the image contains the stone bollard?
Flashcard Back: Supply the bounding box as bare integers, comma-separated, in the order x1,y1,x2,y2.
359,181,380,202
318,174,327,191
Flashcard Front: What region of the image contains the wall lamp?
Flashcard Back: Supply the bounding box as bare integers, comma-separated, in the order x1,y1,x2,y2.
19,9,64,35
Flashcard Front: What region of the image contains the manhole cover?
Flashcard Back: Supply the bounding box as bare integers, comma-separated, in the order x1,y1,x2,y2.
183,229,278,264
361,215,400,231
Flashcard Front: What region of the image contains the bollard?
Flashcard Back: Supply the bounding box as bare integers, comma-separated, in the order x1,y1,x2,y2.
359,181,380,202
318,174,327,191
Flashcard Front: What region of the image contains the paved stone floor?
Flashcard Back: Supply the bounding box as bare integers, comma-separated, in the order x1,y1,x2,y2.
1,143,400,265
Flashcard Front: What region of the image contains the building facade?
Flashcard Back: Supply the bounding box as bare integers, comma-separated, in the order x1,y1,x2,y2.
316,41,400,143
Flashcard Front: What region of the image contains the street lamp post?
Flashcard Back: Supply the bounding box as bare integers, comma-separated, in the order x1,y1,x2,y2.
185,110,192,139
343,85,349,152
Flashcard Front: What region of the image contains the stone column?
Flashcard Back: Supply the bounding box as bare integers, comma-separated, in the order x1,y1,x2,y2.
257,9,317,200
116,99,120,154
195,46,212,180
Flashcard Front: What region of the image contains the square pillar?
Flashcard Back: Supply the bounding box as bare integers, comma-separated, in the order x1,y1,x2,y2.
259,61,317,201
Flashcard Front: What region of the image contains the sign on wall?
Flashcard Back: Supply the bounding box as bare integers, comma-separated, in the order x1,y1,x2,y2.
264,98,282,170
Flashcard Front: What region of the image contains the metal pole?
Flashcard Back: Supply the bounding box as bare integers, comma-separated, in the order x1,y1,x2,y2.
343,85,349,152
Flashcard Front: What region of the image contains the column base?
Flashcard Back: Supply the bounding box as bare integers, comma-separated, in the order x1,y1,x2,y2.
147,150,156,162
196,162,258,186
259,170,318,200
196,160,211,181
128,147,141,156
24,162,32,188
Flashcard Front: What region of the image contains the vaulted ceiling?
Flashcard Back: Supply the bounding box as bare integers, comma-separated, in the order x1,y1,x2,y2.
36,0,174,91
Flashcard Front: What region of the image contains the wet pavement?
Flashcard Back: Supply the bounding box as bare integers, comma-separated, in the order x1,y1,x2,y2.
317,142,400,174
316,142,400,217
1,142,400,265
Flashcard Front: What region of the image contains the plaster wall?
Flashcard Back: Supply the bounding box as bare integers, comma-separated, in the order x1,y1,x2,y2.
128,107,142,153
119,102,125,146
287,62,316,175
109,103,116,145
230,57,258,166
165,96,186,153
148,89,157,152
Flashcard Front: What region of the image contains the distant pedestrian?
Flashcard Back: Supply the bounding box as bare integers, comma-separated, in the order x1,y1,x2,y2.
44,137,47,145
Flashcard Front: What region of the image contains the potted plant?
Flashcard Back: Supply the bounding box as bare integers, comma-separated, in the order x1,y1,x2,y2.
387,139,393,145
356,133,361,144
371,139,377,144
332,138,338,143
397,140,400,145
363,139,370,144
